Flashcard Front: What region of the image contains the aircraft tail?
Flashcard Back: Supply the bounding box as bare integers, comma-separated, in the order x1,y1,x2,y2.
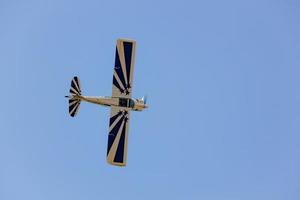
67,76,81,117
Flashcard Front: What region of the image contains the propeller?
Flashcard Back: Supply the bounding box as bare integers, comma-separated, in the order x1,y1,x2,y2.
143,95,148,105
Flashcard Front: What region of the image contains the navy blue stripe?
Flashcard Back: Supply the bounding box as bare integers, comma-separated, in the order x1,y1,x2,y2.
114,47,126,90
109,111,123,126
123,42,133,86
69,102,80,117
74,76,79,84
113,118,127,163
69,99,76,105
74,76,79,91
70,86,79,94
113,76,124,93
69,100,78,112
71,82,77,93
107,115,125,156
71,79,80,94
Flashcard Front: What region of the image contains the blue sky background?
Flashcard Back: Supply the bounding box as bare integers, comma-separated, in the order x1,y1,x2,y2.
1,0,300,199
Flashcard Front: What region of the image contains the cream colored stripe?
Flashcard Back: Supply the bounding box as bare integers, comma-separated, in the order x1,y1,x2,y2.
73,103,80,116
113,71,125,90
128,41,136,92
76,78,81,92
109,114,123,133
70,102,79,115
70,87,78,94
73,79,80,93
122,113,130,165
69,99,78,106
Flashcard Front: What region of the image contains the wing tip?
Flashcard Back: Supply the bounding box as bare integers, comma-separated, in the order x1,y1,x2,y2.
117,38,136,44
107,158,127,167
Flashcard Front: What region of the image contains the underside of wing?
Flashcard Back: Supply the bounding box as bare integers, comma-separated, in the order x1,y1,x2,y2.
107,106,130,166
112,39,136,98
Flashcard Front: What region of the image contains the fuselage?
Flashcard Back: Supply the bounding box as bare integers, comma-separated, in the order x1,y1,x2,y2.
69,95,148,111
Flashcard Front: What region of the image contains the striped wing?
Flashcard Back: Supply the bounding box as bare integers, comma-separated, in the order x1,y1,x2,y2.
107,107,130,166
112,39,136,98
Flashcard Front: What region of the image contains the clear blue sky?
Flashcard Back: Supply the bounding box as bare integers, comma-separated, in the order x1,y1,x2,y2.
1,0,300,199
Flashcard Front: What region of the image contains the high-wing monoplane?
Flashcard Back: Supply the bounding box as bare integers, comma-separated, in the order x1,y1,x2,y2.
65,39,148,166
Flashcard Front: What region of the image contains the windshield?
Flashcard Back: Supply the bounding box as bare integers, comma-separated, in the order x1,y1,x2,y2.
119,98,135,108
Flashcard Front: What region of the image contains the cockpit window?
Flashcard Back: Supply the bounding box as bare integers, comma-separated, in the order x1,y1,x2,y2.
119,98,128,107
119,98,135,108
129,99,135,108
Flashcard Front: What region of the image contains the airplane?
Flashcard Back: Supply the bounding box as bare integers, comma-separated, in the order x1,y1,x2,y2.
65,39,148,167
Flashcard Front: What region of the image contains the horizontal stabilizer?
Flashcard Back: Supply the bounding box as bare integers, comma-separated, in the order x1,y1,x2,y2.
69,99,80,117
70,76,81,95
67,76,82,117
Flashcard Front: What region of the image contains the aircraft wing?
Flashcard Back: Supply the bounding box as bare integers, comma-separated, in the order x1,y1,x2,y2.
106,106,130,166
112,39,136,98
